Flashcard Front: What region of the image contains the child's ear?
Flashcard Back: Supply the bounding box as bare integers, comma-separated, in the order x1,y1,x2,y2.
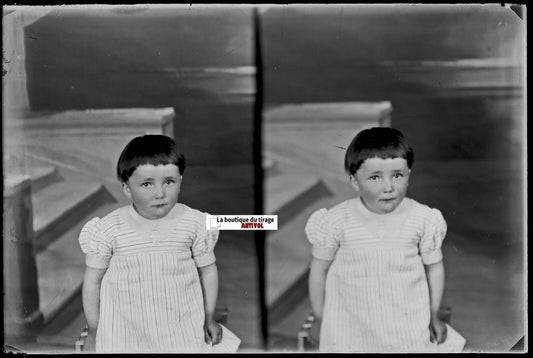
349,175,360,192
122,182,132,199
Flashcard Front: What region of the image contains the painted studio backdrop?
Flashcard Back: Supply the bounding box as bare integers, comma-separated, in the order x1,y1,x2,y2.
3,4,526,353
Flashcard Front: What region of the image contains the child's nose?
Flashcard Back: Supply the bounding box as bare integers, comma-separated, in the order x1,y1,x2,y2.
155,185,165,198
383,178,394,192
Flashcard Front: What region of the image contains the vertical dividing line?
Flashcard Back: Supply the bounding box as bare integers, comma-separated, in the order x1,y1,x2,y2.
253,6,268,351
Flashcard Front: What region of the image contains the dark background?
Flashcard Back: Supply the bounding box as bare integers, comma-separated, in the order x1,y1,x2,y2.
25,4,523,162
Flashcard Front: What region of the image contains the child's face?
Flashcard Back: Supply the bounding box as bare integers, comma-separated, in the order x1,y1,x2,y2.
122,164,182,220
350,157,410,214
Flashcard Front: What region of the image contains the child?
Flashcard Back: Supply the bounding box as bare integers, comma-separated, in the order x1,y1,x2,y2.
306,127,448,353
79,134,223,353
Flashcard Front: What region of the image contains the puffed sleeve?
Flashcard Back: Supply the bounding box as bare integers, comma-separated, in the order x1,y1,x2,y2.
419,208,447,265
192,212,219,268
78,217,112,269
305,209,340,261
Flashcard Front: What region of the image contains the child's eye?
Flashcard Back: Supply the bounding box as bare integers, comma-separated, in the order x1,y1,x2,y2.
369,175,380,181
165,179,176,185
393,173,404,179
141,182,152,188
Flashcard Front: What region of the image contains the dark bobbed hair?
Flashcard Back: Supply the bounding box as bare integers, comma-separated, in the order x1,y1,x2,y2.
117,134,186,183
344,127,414,176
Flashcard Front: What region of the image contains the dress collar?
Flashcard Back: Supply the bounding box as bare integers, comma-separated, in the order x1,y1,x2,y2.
124,203,184,236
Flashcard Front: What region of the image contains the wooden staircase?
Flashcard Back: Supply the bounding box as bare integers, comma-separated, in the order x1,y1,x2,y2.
3,108,174,352
29,156,118,348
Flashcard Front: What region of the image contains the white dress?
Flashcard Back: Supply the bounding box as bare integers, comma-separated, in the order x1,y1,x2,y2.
305,197,447,353
79,203,218,353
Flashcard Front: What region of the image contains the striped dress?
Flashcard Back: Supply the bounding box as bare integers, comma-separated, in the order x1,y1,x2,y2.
78,203,218,353
305,197,447,353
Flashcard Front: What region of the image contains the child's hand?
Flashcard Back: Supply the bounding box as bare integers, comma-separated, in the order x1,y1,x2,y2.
429,316,447,344
204,318,223,345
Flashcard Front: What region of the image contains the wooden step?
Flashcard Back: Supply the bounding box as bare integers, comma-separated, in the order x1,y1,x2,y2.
264,101,392,126
29,166,61,193
5,158,62,193
32,181,116,252
35,201,119,328
265,170,333,228
10,108,175,135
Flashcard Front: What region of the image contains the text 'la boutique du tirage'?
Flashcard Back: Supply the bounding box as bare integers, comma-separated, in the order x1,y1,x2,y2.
205,215,278,230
